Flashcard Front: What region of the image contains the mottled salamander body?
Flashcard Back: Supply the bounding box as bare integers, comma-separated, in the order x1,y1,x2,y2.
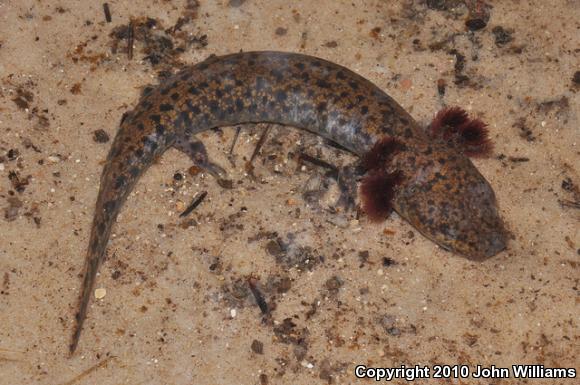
71,51,506,353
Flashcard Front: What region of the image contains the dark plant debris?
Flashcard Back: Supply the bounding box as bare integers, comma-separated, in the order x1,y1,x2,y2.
248,277,270,315
103,3,112,23
179,190,207,218
491,26,514,47
109,10,207,73
12,87,33,110
93,129,110,143
512,118,535,142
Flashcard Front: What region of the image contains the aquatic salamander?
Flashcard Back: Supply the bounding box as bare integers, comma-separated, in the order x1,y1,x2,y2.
70,51,506,353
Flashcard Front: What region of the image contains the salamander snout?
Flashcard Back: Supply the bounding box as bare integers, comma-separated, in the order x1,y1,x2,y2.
393,150,507,261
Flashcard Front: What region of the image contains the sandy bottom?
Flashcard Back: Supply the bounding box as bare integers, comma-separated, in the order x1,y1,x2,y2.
0,1,578,384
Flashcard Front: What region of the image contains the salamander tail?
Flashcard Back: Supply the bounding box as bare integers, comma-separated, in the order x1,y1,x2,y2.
70,198,118,355
70,121,167,354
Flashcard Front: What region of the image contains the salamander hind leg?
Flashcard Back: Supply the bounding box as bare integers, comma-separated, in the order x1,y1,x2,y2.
173,136,233,188
300,153,362,214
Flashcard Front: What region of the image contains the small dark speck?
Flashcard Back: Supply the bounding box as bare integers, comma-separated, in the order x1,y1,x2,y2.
93,129,110,143
491,26,514,47
265,240,283,256
465,18,487,31
437,79,446,96
7,149,19,160
173,172,183,181
426,0,451,10
382,257,396,266
228,0,246,7
573,71,580,87
387,327,401,336
251,339,263,354
508,156,529,163
275,27,288,36
111,270,121,280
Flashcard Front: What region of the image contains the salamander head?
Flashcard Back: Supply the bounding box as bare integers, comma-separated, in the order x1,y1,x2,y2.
392,145,506,261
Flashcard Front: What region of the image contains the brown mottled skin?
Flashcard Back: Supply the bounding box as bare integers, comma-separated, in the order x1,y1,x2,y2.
71,51,506,353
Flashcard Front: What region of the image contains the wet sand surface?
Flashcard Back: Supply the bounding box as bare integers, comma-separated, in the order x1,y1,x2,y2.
0,1,578,384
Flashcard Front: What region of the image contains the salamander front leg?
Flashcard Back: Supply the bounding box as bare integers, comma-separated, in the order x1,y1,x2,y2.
335,164,364,212
173,137,233,188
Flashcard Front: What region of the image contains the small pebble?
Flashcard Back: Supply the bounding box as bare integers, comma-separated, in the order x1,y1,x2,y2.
94,288,107,299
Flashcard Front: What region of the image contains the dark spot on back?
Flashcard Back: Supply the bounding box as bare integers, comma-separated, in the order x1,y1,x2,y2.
255,76,266,90
188,104,201,115
150,114,161,124
404,128,413,138
275,90,287,102
91,238,100,252
115,175,126,189
159,104,174,112
129,166,140,177
208,100,220,114
270,69,284,82
142,136,158,151
104,200,116,215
